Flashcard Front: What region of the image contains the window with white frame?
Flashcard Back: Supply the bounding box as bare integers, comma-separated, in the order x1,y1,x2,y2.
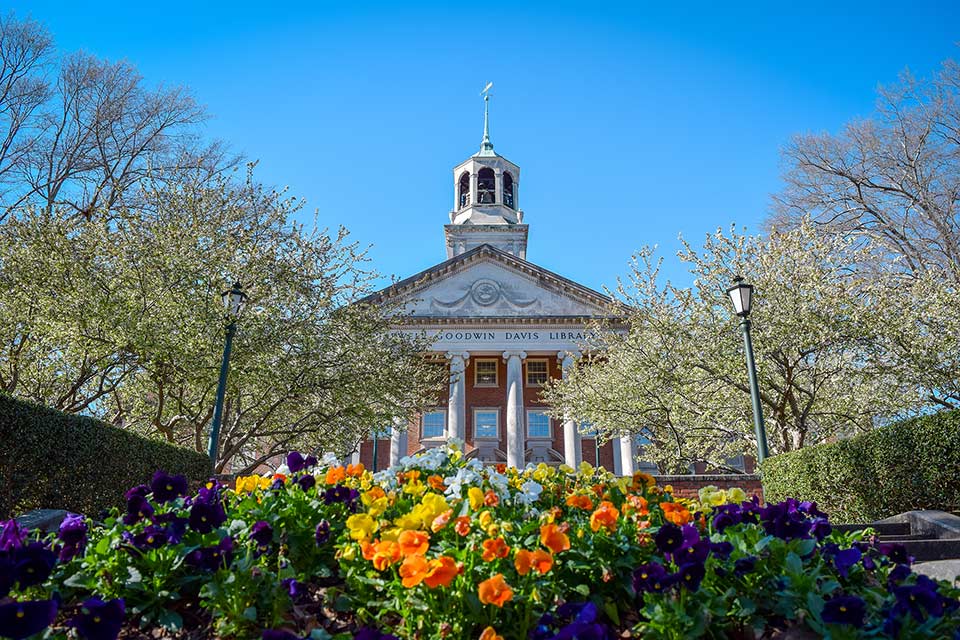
474,359,498,386
525,359,549,386
473,409,499,439
421,411,446,439
527,410,551,438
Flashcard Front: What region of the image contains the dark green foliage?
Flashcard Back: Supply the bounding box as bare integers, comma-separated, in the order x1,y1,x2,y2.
0,393,212,518
761,411,960,522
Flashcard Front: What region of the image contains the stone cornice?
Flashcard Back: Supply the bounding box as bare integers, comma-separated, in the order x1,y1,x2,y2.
389,315,627,327
362,244,625,316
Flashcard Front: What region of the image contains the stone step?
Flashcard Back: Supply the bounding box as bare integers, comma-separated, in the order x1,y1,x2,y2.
891,539,960,563
833,521,912,536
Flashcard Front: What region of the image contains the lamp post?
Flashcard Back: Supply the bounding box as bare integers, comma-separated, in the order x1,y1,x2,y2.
207,282,248,465
726,276,770,463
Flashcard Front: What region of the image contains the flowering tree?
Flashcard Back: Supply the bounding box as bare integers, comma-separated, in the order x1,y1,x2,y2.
0,165,446,473
542,222,922,472
770,56,960,409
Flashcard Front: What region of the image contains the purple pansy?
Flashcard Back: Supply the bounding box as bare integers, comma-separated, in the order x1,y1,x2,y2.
821,595,866,627
68,597,126,640
150,471,188,503
186,537,234,572
13,541,57,588
189,500,227,534
654,523,683,553
0,598,59,639
633,562,674,594
0,520,29,551
315,520,331,546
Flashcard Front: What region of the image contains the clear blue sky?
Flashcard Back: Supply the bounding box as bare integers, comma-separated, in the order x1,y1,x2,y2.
10,1,959,292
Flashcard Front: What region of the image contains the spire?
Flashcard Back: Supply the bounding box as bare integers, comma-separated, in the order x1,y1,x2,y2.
479,82,495,156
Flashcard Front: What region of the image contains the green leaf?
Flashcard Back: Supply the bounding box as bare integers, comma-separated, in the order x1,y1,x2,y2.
242,606,257,621
157,609,183,631
795,538,816,556
95,537,112,554
574,584,591,596
785,552,803,574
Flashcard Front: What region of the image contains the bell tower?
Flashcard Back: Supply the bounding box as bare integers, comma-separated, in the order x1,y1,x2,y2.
445,85,528,259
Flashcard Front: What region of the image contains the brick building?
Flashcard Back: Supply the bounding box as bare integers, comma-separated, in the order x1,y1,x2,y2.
354,98,647,474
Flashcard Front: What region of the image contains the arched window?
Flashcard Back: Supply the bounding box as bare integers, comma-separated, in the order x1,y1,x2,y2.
477,167,495,204
503,172,515,208
458,172,470,209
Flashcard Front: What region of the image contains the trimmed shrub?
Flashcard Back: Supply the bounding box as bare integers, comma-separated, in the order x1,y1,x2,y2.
761,410,960,522
0,393,212,518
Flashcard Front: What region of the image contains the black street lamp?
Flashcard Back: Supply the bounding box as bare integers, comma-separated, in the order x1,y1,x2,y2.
726,276,770,462
207,282,248,465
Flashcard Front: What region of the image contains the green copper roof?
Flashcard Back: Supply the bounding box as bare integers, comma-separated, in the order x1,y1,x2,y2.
476,93,497,157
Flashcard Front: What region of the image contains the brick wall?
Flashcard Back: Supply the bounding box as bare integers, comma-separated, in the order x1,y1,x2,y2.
655,474,764,502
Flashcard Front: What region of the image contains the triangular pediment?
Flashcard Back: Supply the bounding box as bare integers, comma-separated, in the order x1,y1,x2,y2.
365,245,615,321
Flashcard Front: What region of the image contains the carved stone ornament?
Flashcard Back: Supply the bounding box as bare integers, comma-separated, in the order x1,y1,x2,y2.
432,278,538,312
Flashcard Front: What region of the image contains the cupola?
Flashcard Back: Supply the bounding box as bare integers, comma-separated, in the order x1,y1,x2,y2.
445,85,528,259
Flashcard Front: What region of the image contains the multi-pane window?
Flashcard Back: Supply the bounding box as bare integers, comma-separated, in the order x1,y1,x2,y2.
421,411,445,439
527,410,551,438
525,359,549,386
474,409,499,439
475,359,498,386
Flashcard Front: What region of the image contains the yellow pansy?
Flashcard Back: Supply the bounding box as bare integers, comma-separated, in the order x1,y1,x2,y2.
421,493,450,521
403,480,427,497
346,513,378,541
366,497,390,517
532,463,552,482
468,487,485,511
727,487,747,504
478,510,494,530
394,511,424,531
339,545,357,561
381,526,404,542
558,464,574,474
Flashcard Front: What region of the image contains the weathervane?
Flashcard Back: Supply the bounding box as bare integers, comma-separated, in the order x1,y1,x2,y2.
480,81,494,152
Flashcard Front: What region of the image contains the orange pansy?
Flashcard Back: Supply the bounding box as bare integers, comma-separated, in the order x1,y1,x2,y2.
623,494,649,517
398,554,430,587
360,540,376,560
427,475,446,491
478,573,514,607
370,540,402,571
515,549,553,576
565,494,594,510
481,536,510,562
453,516,472,536
423,556,461,588
398,529,430,557
590,501,620,533
661,502,693,526
483,489,500,507
325,466,346,485
540,523,571,554
479,627,505,640
431,509,453,533
346,463,365,477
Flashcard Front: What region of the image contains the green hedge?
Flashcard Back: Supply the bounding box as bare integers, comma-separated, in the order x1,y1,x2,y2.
0,393,212,519
761,410,960,523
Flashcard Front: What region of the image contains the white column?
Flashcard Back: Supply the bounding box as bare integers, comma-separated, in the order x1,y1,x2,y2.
446,352,469,442
470,171,478,204
558,351,582,467
389,417,408,466
612,439,622,475
619,436,637,476
503,350,527,468
494,167,503,204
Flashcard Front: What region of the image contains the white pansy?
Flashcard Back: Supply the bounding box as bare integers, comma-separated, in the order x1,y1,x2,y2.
516,480,543,505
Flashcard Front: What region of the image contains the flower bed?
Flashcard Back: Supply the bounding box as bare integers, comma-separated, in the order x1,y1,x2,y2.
2,444,959,639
